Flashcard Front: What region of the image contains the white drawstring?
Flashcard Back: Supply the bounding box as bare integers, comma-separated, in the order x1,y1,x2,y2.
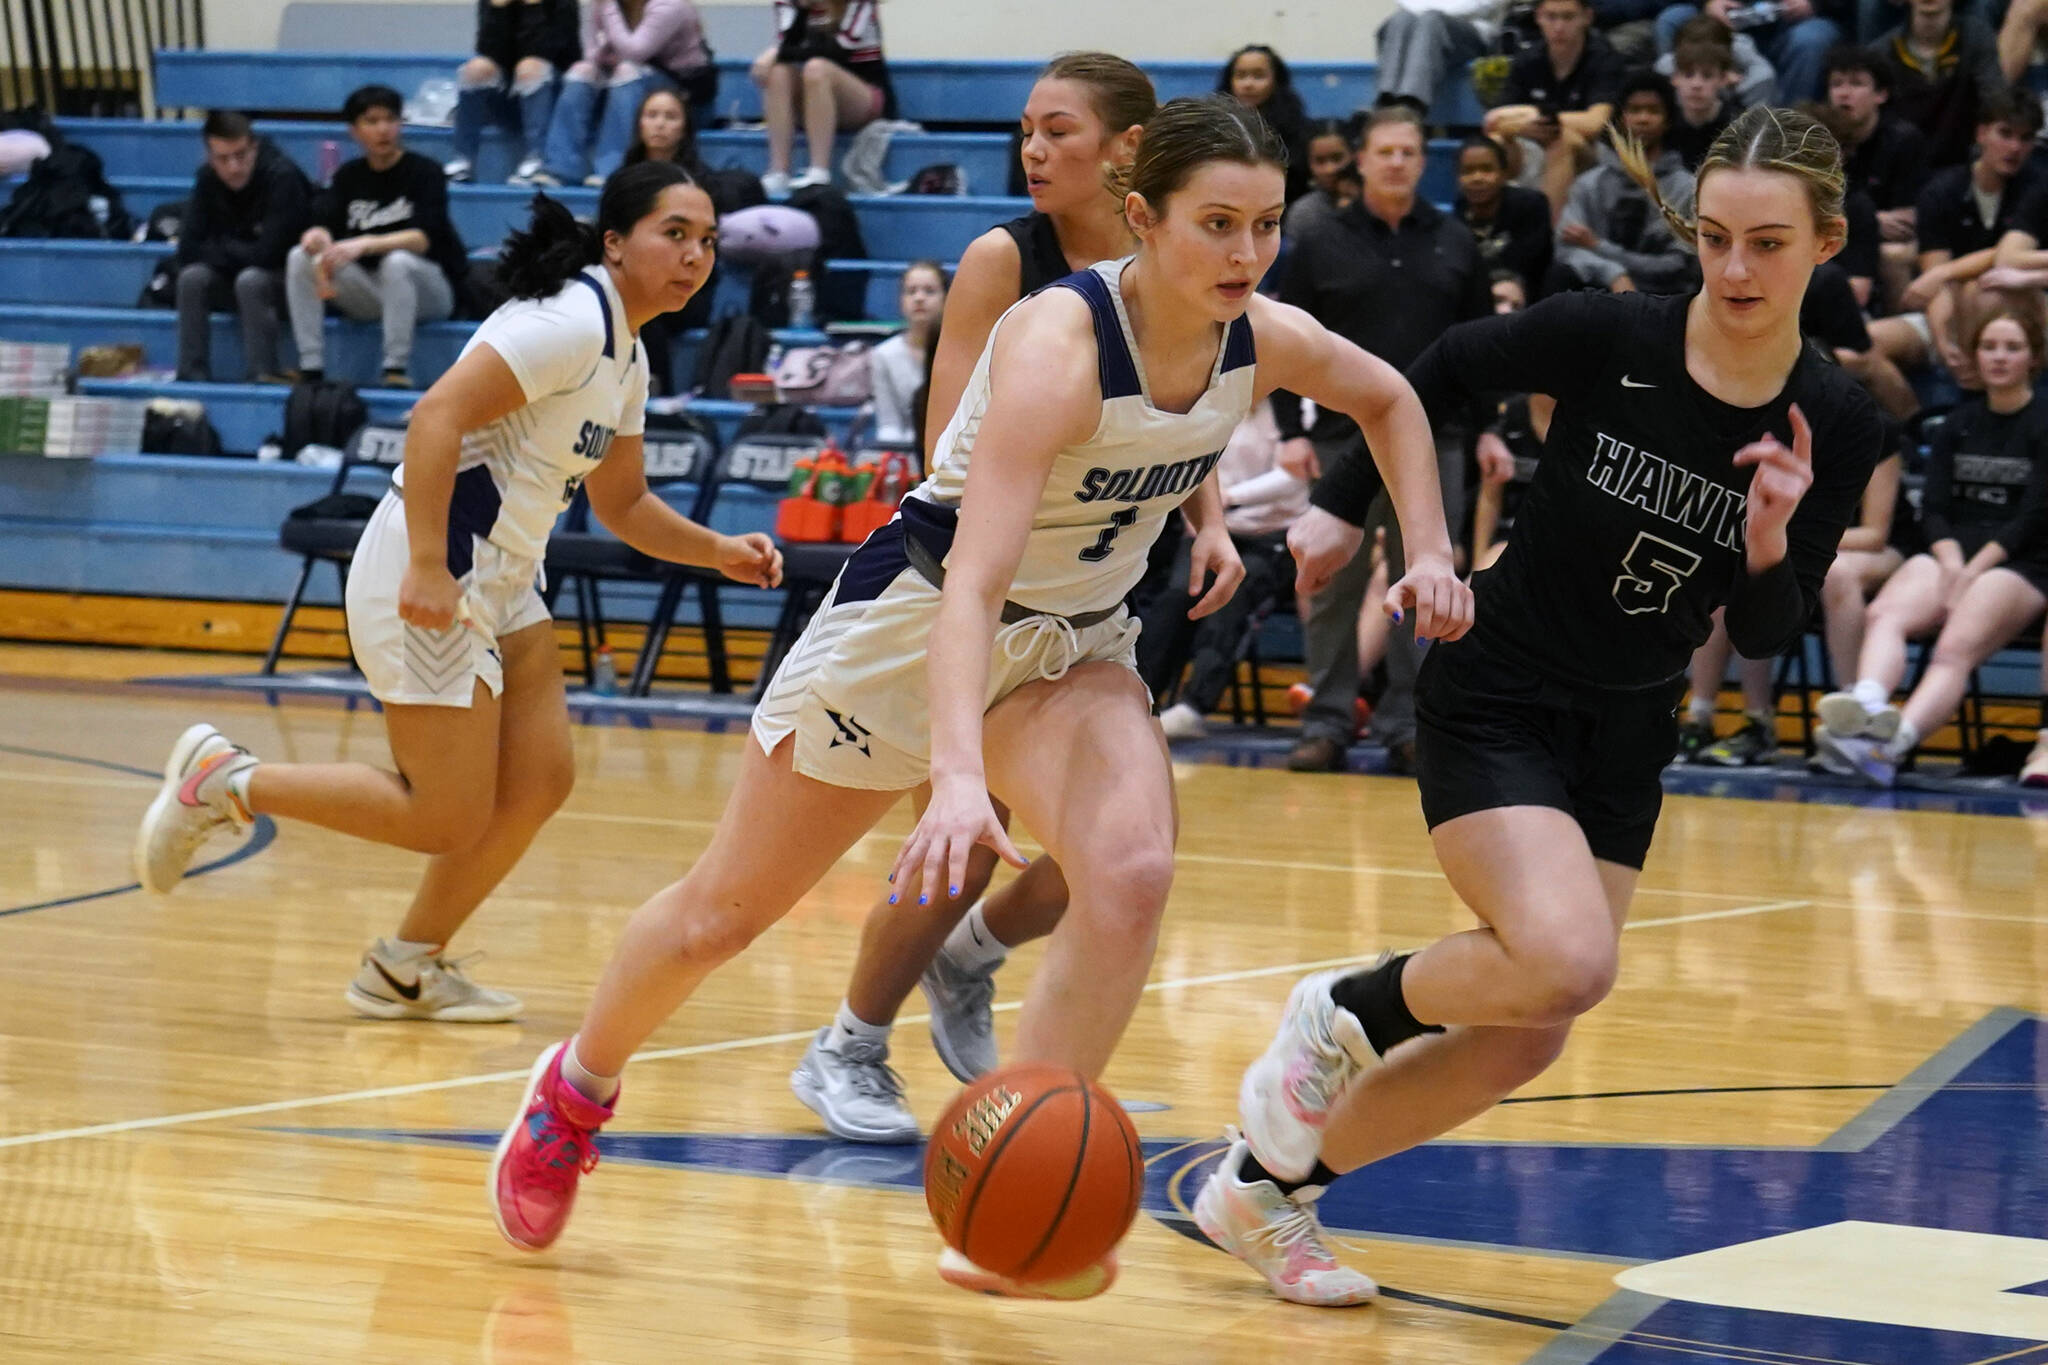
997,614,1082,682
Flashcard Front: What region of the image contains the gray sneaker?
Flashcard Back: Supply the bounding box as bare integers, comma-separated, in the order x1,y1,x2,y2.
919,944,1000,1083
790,1028,920,1144
345,939,523,1022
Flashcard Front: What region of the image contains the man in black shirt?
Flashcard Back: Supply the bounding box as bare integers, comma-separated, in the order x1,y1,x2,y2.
1483,0,1628,214
1826,47,1931,310
284,84,469,388
1272,106,1491,772
175,110,312,383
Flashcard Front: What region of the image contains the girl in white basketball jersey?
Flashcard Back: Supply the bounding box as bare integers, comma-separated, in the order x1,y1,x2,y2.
489,97,1474,1294
133,163,781,1022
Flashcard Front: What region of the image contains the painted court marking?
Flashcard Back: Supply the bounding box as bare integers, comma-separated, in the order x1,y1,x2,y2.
0,898,1814,1152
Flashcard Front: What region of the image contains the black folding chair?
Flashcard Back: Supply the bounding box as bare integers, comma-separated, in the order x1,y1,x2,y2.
261,425,407,674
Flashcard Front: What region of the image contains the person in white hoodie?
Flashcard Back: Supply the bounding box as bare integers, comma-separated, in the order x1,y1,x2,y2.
1375,0,1511,110
1142,403,1312,740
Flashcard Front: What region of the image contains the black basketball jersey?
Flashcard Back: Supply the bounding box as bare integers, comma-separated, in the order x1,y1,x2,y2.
998,212,1072,298
1316,290,1884,690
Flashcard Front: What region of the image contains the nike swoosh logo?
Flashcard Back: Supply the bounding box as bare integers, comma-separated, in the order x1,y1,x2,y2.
178,750,234,808
1620,375,1656,388
370,958,422,1001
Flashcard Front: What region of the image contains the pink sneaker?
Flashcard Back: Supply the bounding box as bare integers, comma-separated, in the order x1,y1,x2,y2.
490,1041,614,1251
1193,1136,1377,1307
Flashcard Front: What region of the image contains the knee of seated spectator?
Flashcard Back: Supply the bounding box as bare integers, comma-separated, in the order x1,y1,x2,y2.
382,248,426,279
175,262,214,294
1822,555,1866,607
751,53,786,88
565,60,602,85
802,56,839,85
511,57,553,87
233,265,273,295
458,56,501,87
286,243,316,275
608,60,647,88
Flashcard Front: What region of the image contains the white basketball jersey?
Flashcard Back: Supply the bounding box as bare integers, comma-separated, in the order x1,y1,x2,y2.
396,266,647,571
911,256,1258,615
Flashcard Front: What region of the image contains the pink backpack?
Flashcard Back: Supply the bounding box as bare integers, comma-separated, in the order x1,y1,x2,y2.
773,341,873,406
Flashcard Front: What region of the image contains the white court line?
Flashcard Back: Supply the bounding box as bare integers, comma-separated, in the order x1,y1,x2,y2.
0,898,1813,1152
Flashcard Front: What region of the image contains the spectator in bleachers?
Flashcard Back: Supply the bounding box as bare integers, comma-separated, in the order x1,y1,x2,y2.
1653,0,1846,101
540,0,715,188
1817,308,2048,783
1273,104,1490,772
1656,14,1779,107
622,85,706,172
174,110,312,384
868,260,945,445
752,1,894,197
285,85,469,389
1861,90,2040,404
1469,276,1547,572
1555,74,1696,293
1373,0,1512,120
446,0,581,186
1665,38,1742,170
1454,133,1556,296
1981,131,2048,300
1144,403,1309,740
1484,0,1628,215
1827,47,1930,306
1218,45,1312,202
1868,0,2006,170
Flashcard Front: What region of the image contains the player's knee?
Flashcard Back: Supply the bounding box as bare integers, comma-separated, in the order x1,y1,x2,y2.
1526,936,1618,1023
1077,841,1175,935
502,753,575,825
668,900,770,967
407,800,493,856
1482,1023,1573,1089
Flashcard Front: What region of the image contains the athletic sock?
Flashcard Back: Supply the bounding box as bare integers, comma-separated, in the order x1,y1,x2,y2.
562,1036,620,1106
1883,718,1921,762
1239,1148,1342,1198
942,901,1009,971
1686,695,1715,726
387,937,442,961
1327,953,1442,1057
830,999,891,1051
1852,678,1889,713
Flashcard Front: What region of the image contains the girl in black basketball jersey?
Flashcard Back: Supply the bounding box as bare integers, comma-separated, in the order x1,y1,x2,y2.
789,52,1157,1146
1202,105,1886,1307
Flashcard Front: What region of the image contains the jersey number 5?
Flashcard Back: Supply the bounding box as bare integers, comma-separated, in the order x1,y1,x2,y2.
1612,531,1703,616
1079,507,1139,563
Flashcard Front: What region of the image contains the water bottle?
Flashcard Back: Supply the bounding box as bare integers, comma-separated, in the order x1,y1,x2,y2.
592,644,618,696
319,139,341,185
788,270,816,331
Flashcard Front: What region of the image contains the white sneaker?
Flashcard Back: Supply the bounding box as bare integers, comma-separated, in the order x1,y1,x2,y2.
919,942,1000,1083
1815,731,1899,789
936,1245,1116,1300
345,939,524,1022
133,723,257,894
1238,967,1379,1182
789,166,832,190
761,170,791,198
1817,691,1900,741
1158,702,1208,741
790,1027,920,1143
443,157,474,183
1807,728,1857,777
2022,735,2048,788
508,157,544,185
1193,1137,1378,1307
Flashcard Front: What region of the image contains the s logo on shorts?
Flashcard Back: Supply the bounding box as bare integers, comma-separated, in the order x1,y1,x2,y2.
825,709,872,756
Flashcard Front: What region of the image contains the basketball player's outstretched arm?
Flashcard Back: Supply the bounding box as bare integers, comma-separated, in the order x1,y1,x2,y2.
889,291,1102,902
1249,297,1474,643
395,344,536,631
584,436,783,587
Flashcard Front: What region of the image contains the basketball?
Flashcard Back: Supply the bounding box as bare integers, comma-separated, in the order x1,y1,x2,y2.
922,1062,1145,1283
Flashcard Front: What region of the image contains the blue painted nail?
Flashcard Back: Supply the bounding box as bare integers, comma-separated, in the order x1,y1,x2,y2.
1418,636,1431,646
949,885,959,898
918,894,929,906
887,871,895,883
1392,609,1404,623
888,894,898,905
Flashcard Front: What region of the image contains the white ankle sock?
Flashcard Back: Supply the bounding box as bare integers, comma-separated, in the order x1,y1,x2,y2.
1687,697,1716,725
1852,679,1889,713
1884,719,1921,761
831,1000,891,1051
225,762,257,812
562,1037,620,1105
386,937,441,961
944,902,1009,971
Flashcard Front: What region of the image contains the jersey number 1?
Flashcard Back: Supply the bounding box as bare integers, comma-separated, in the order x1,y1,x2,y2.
1612,531,1703,615
1079,508,1139,563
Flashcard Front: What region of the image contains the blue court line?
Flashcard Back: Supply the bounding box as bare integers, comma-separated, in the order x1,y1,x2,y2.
0,742,276,918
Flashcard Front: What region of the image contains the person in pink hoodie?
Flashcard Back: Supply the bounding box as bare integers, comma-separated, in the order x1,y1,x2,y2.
540,0,716,186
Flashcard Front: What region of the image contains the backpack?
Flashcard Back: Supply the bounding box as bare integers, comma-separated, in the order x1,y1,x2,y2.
693,312,771,399
142,403,224,456
698,165,768,217
138,254,178,308
772,342,872,406
0,139,134,239
282,379,369,459
736,402,828,439
144,198,188,243
905,164,965,196
785,184,868,322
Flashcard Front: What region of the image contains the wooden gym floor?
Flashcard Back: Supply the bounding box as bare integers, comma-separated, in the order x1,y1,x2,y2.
1,644,2045,1364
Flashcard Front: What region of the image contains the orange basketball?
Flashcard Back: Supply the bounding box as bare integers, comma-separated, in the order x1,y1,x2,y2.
922,1061,1145,1284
